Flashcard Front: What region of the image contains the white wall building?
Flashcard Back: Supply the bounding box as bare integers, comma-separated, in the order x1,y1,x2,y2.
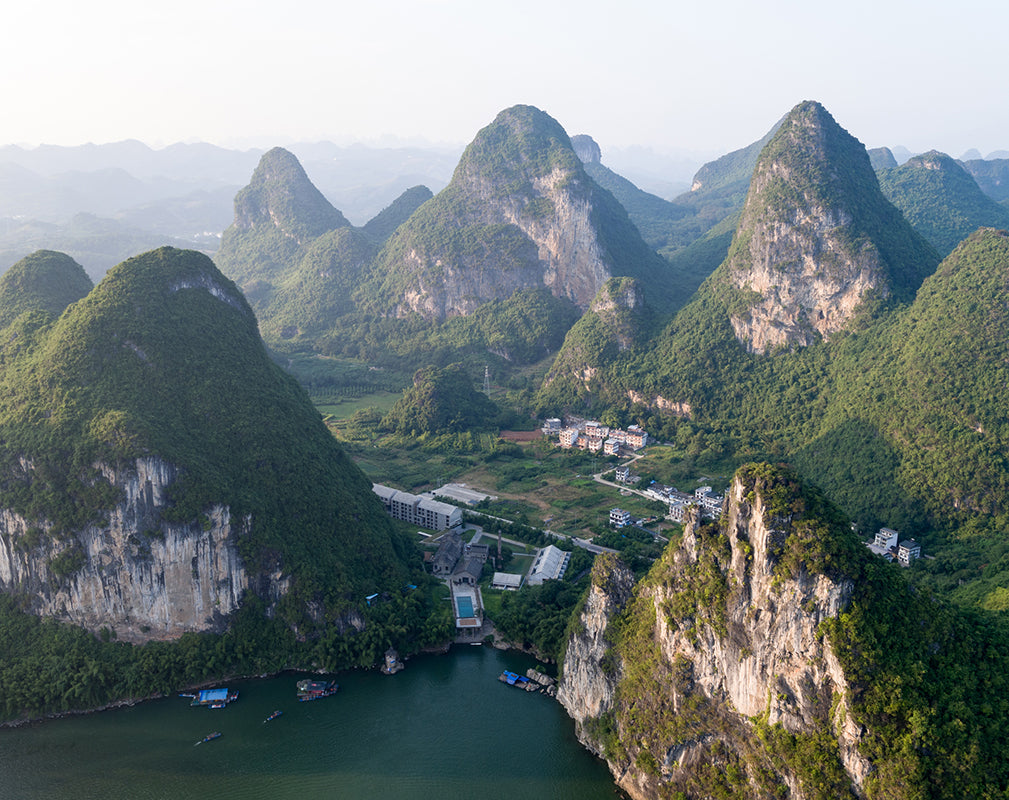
372,484,463,530
610,508,632,528
526,545,571,586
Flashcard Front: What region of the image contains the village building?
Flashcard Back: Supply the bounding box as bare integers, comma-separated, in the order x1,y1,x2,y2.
559,428,580,448
898,539,922,566
526,545,572,586
430,531,464,576
604,438,621,456
645,483,674,502
491,572,523,590
452,555,484,586
866,527,900,561
542,418,562,435
610,508,632,528
693,486,724,517
615,466,630,483
624,425,648,450
668,500,696,523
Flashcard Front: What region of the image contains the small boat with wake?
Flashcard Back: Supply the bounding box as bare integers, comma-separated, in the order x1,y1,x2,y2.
195,732,222,746
263,710,283,723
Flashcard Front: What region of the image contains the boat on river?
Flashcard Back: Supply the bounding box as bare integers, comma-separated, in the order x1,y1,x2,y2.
195,732,221,745
264,710,283,723
296,679,338,701
500,670,544,692
189,688,239,708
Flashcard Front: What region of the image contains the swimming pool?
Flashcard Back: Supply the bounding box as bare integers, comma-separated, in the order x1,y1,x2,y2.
456,596,475,617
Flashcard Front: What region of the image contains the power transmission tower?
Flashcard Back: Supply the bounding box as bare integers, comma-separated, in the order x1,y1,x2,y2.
483,365,491,394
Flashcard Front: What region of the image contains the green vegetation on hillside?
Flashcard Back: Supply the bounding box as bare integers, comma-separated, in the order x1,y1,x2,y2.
0,248,413,618
599,464,1009,799
215,146,350,289
381,363,499,435
582,160,688,250
878,150,1009,256
0,250,93,329
361,185,433,244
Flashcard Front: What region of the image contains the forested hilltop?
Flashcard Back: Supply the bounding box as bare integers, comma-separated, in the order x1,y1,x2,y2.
0,247,451,721
211,105,697,384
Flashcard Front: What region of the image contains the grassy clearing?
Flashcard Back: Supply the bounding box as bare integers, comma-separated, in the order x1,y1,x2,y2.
316,390,404,422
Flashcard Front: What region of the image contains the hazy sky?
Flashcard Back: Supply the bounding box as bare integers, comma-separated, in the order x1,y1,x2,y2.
4,0,1007,159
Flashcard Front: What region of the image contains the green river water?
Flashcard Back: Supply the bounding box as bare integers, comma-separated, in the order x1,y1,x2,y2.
0,645,623,799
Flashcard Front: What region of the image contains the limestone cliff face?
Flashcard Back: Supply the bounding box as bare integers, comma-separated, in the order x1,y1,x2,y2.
557,553,635,741
721,101,937,354
571,134,602,165
374,105,668,320
560,466,873,799
726,202,887,353
0,457,287,643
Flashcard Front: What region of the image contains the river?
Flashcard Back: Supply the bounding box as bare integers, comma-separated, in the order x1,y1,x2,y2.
0,645,622,799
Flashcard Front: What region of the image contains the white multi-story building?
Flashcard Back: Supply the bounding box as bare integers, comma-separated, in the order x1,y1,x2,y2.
542,418,562,435
866,527,900,561
559,428,580,448
624,425,648,450
372,484,463,530
897,539,921,566
668,500,696,523
610,508,632,528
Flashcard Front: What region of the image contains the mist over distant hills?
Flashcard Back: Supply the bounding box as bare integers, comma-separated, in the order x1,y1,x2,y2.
0,140,462,279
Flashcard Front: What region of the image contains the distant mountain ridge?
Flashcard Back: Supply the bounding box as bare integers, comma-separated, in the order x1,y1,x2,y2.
878,150,1009,256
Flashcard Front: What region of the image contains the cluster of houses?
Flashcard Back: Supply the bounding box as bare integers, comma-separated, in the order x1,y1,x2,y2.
866,527,922,566
636,481,725,522
429,530,490,585
372,484,463,531
542,418,649,455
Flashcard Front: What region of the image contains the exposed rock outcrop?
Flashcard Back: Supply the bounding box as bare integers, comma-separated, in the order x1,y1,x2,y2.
370,105,672,319
571,134,602,165
722,101,937,354
558,553,635,741
0,247,412,642
0,457,285,643
560,464,873,799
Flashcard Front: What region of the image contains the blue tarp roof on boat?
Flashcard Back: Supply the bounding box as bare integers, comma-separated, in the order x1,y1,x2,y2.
198,688,230,702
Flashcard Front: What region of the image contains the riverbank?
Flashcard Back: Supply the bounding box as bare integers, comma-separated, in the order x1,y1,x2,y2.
0,647,619,800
